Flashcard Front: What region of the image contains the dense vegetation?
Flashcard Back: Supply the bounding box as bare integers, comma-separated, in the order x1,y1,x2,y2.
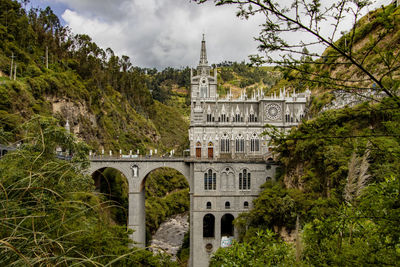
0,0,192,264
211,98,400,266
210,3,400,266
145,168,189,242
0,116,177,266
215,61,281,98
3,0,399,266
0,0,190,154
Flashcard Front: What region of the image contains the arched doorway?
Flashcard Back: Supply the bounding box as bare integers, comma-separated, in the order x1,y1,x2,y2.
203,214,215,237
221,214,234,237
91,167,129,226
196,142,202,158
208,142,214,159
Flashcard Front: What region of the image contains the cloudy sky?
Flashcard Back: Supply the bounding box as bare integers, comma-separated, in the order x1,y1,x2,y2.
29,0,390,69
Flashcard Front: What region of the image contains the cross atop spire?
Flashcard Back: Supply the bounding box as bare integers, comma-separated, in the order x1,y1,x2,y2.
199,34,208,66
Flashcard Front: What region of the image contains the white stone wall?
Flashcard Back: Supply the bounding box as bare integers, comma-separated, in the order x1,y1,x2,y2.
190,162,277,266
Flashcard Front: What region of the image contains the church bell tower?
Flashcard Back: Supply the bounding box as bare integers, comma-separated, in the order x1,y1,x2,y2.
190,35,217,101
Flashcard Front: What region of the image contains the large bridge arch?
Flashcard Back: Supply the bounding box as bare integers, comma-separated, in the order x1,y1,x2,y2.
87,161,133,190
136,160,191,191
87,158,192,248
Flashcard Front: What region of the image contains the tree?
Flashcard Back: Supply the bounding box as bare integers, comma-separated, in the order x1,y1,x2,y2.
210,229,296,266
197,0,400,104
0,116,177,266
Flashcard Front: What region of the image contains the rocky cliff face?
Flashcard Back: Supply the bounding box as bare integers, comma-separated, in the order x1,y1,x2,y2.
149,213,189,261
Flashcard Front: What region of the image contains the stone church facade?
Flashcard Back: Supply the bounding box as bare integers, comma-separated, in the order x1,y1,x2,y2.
88,36,310,267
188,36,310,266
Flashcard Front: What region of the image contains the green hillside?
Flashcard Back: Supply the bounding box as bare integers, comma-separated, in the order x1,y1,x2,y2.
215,61,281,98
0,1,190,155
211,4,400,266
0,1,188,265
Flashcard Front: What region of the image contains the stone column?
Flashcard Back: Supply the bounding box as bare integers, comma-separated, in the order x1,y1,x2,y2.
128,191,146,247
189,192,194,267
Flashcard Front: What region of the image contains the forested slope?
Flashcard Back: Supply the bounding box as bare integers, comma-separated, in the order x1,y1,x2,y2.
0,0,189,154
0,1,190,265
211,4,400,266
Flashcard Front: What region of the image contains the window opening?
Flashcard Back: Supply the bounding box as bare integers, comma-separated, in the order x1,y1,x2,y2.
239,169,251,190
221,214,234,237
203,214,215,237
204,169,216,190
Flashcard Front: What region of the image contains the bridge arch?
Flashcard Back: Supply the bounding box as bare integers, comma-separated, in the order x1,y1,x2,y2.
87,159,191,248
88,162,133,191
91,167,129,225
139,166,190,245
138,162,191,191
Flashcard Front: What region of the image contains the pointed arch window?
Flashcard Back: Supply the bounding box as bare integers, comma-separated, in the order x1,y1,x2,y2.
235,134,245,153
285,113,291,122
235,114,241,122
204,169,216,190
239,169,251,190
250,133,260,152
220,134,230,153
196,142,202,158
249,113,255,122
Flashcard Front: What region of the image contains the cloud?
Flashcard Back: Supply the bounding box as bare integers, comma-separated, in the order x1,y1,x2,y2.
34,0,392,69
57,0,263,69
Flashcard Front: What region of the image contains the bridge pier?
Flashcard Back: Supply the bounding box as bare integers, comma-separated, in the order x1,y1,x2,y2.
128,191,146,247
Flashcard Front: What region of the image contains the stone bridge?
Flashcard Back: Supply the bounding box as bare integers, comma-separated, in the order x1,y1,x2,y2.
88,157,191,247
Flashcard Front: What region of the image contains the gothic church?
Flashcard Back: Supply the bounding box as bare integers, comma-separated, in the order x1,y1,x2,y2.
188,36,309,266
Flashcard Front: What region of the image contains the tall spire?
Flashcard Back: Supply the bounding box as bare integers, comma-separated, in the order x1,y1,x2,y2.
199,34,208,66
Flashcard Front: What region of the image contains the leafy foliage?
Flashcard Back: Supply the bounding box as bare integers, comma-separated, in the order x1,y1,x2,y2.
210,230,296,267
0,0,189,155
0,116,176,266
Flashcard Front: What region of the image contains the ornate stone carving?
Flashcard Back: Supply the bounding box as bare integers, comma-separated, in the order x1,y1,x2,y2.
265,103,282,121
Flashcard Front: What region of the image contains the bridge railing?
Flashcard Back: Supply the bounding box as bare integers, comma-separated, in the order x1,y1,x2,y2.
88,154,188,160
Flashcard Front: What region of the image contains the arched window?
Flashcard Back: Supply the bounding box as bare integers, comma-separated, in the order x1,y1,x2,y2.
221,167,235,191
235,134,244,153
203,214,215,237
204,169,216,190
239,169,251,190
220,134,230,153
196,142,202,158
208,142,214,159
225,201,230,209
221,214,234,237
235,114,241,122
250,133,260,152
221,114,226,122
266,176,272,182
206,201,212,209
249,113,255,122
244,201,249,209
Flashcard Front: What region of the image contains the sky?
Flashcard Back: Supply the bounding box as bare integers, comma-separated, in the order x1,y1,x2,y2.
28,0,390,69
